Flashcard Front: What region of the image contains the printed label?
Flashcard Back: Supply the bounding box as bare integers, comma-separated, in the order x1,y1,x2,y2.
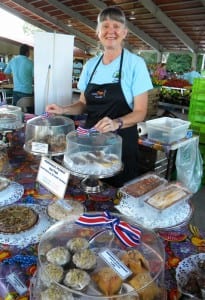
99,249,132,280
7,272,27,295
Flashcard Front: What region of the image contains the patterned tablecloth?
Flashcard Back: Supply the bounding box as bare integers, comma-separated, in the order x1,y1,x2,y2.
0,126,204,300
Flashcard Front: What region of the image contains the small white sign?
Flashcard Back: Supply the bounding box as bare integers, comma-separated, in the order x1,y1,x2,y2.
32,142,48,154
99,249,132,280
7,272,28,295
37,156,70,199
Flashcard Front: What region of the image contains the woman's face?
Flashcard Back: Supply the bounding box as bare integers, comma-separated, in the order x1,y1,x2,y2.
97,19,127,50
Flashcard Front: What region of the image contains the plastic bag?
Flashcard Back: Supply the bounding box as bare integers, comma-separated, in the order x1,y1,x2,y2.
176,138,203,193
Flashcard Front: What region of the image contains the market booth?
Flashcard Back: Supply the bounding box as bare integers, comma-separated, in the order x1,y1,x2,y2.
0,105,204,299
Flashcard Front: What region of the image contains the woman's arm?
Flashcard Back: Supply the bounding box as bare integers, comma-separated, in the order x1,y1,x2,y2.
46,92,87,115
94,92,148,133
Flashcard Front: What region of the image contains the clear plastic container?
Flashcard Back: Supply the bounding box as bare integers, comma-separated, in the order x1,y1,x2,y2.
31,213,166,299
24,115,75,156
63,131,122,178
146,117,190,144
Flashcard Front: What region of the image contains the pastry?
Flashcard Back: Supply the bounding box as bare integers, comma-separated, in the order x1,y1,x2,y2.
40,283,74,300
0,205,38,234
127,271,160,300
46,246,71,266
64,268,90,290
40,263,64,286
146,185,187,210
47,199,84,221
72,248,97,270
66,237,89,253
92,267,123,296
121,249,149,274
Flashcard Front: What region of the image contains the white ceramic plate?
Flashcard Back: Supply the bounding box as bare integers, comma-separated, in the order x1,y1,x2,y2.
0,181,24,206
0,204,54,248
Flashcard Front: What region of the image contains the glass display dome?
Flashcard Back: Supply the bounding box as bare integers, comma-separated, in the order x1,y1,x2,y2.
24,115,75,156
31,212,166,300
0,105,23,129
63,131,122,178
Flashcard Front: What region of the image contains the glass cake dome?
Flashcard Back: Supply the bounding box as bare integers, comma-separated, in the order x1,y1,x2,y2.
31,212,166,300
24,115,75,156
0,105,23,129
63,131,122,178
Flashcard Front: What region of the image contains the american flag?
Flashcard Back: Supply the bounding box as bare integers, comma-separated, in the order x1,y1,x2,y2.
77,126,97,135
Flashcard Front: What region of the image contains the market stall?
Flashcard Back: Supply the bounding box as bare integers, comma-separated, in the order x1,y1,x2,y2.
0,115,204,300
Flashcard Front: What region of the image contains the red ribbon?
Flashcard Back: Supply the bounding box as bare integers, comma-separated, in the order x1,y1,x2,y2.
76,211,141,247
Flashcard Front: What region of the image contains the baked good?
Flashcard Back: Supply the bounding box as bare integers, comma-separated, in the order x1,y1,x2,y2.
0,150,9,174
92,267,123,296
72,248,97,270
0,113,16,123
40,263,64,286
64,268,90,290
66,237,89,253
146,185,187,210
0,177,10,191
47,199,84,221
127,271,160,300
122,176,162,197
0,205,38,234
46,246,71,266
40,283,74,300
121,249,149,274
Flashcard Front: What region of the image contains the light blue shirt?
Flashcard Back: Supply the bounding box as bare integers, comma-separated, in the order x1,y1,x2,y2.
4,55,34,94
78,48,153,110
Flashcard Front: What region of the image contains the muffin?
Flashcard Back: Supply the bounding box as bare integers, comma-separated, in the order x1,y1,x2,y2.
64,268,90,290
92,267,123,296
40,263,64,286
40,283,74,300
46,246,71,266
72,248,97,270
66,237,89,253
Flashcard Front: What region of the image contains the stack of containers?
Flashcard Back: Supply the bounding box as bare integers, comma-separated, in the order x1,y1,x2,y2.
188,78,205,184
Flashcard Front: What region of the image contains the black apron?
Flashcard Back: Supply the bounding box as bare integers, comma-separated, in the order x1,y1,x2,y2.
84,49,139,187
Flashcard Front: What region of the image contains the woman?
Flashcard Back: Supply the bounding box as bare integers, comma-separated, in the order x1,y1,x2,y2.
46,6,153,187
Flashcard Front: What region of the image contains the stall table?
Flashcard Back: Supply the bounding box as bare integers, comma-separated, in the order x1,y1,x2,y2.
0,125,204,300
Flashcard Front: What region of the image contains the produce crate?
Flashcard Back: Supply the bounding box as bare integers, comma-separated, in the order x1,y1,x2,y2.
190,122,205,144
146,88,160,119
192,78,205,93
189,101,205,123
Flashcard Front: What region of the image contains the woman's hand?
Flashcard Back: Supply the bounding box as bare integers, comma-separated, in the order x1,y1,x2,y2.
94,117,120,133
46,104,64,114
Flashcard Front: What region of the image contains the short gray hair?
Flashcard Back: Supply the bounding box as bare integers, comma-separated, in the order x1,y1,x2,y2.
97,6,127,27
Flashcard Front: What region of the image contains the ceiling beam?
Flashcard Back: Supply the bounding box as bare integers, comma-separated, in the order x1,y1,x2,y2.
0,0,98,50
139,0,198,53
200,0,205,7
87,0,162,51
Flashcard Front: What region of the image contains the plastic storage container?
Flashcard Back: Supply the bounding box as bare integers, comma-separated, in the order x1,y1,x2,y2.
146,117,190,144
63,131,122,178
30,212,166,299
24,115,75,156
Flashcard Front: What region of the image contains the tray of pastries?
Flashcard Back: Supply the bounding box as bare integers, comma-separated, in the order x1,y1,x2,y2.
31,213,166,299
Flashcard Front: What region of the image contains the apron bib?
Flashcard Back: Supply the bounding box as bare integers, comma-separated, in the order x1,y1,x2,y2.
84,50,139,187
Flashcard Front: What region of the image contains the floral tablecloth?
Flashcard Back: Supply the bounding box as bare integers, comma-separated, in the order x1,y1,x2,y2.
0,127,204,300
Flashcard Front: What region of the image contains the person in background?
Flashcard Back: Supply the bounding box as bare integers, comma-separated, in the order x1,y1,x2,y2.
46,6,153,187
153,63,167,80
4,44,34,105
183,67,201,85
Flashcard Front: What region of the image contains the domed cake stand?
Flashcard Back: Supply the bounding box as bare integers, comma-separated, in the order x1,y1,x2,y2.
64,163,123,194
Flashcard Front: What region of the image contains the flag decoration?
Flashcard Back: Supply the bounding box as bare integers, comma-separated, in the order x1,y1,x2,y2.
76,211,141,247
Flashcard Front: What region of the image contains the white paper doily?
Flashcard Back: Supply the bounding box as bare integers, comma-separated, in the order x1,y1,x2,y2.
0,181,24,207
0,204,54,248
115,195,193,230
176,253,205,297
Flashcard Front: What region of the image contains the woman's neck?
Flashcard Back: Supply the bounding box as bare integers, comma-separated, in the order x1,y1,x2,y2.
102,48,122,64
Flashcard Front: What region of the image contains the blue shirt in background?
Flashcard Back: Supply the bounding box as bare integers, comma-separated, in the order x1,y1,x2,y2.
4,55,34,94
